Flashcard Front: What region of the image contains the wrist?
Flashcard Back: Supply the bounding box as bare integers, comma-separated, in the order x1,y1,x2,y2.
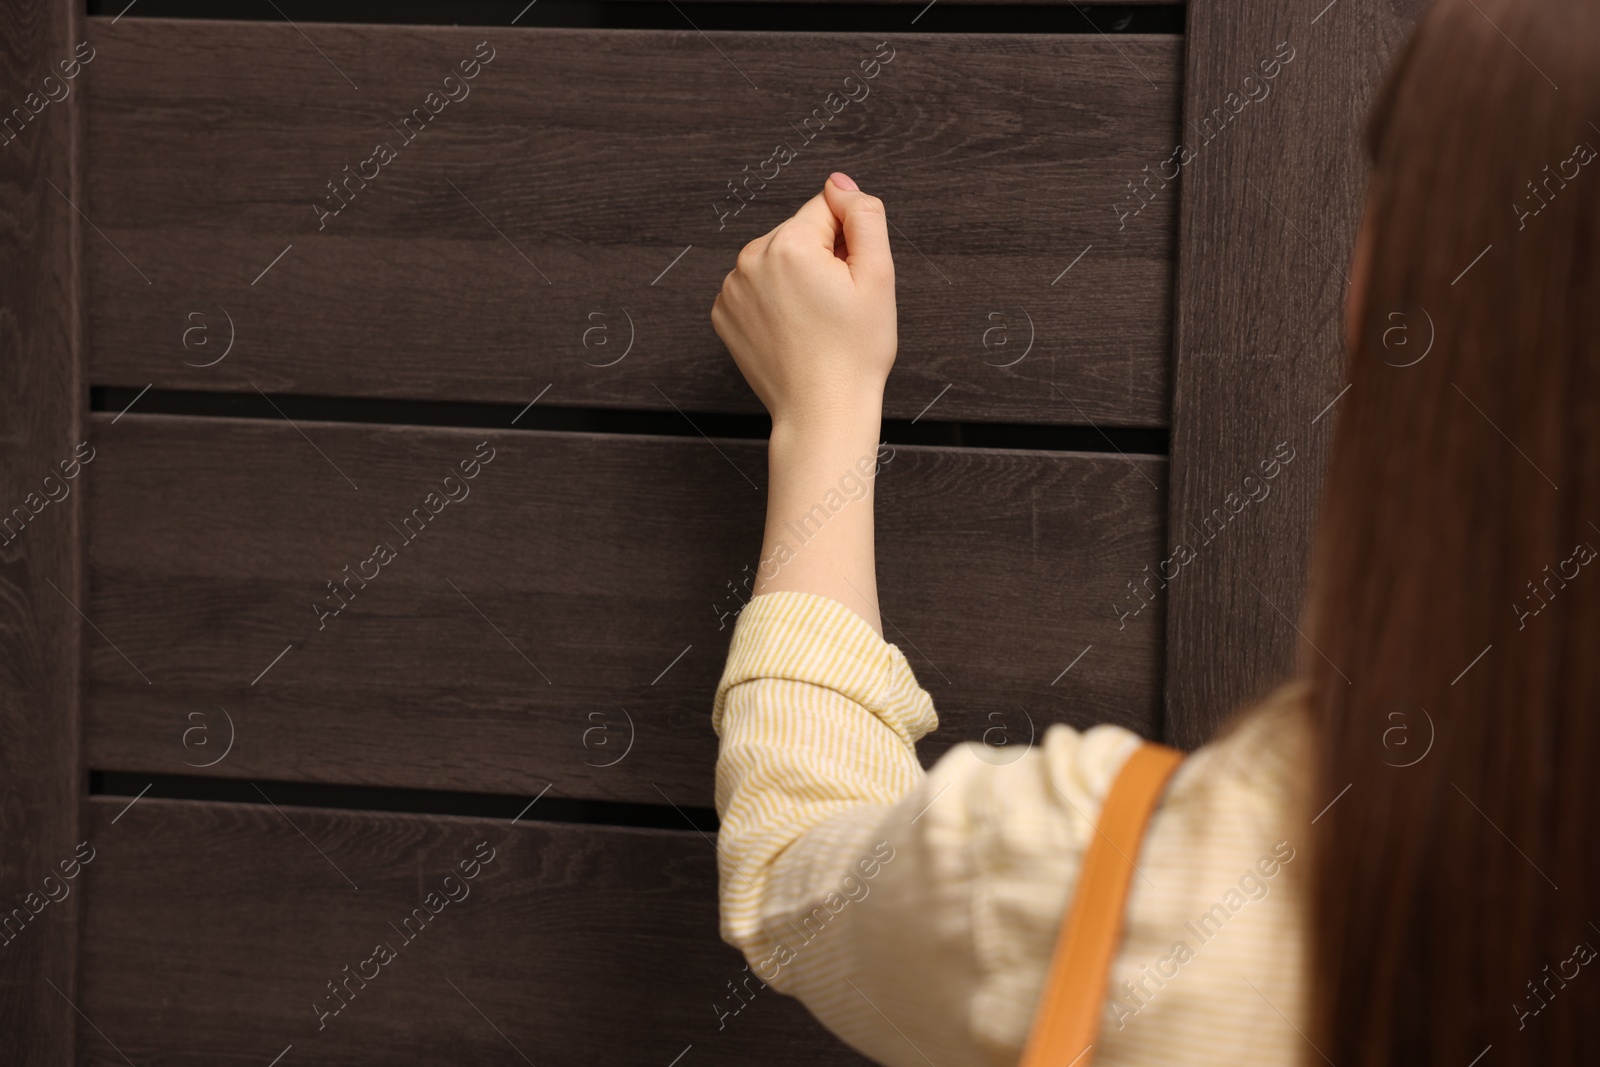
769,400,883,457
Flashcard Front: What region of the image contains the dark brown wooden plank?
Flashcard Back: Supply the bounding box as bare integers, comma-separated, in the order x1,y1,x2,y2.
83,414,1164,802
83,19,1180,427
0,1,85,1062
1161,2,1422,746
79,795,870,1065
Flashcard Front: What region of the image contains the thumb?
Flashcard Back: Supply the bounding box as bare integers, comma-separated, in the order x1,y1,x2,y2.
823,173,892,284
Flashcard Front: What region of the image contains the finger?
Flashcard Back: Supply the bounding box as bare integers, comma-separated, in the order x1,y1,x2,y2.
821,173,892,284
777,186,845,252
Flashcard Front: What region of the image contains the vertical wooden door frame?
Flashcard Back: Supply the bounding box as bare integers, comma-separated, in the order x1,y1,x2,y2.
1163,0,1422,748
1,0,84,1061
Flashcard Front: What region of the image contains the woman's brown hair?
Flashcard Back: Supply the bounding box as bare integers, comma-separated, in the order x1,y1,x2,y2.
1303,0,1600,1061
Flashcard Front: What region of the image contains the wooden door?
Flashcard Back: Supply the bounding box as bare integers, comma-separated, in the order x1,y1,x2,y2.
0,0,1415,1061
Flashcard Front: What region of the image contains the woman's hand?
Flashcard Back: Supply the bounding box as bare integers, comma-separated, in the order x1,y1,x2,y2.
710,173,897,637
711,172,897,436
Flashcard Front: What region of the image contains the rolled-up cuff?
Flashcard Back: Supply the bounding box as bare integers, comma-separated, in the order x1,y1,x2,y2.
711,590,939,747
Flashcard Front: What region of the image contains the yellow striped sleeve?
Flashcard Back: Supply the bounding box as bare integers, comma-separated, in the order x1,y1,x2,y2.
711,590,938,1004
712,588,938,745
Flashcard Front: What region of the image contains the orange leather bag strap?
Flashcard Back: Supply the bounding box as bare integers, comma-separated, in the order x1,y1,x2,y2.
1017,742,1185,1067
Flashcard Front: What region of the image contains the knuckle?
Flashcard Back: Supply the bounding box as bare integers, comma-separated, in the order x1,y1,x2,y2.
769,230,805,258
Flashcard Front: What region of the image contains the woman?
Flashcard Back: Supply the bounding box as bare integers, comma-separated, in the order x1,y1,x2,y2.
707,0,1600,1062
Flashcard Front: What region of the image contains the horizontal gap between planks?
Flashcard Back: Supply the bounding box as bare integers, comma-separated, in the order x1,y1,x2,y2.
90,387,1171,455
86,1,1185,34
91,770,723,833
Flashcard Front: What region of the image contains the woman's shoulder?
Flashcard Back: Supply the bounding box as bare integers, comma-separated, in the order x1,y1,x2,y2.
1146,675,1315,894
1169,676,1314,821
1095,678,1314,1063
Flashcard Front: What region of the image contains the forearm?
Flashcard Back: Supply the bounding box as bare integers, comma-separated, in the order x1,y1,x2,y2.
753,404,886,636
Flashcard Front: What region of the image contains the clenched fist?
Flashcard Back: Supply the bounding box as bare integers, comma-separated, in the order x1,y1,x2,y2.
711,172,897,434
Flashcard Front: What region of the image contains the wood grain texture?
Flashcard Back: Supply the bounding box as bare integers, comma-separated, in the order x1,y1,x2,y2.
84,413,1165,802
79,795,872,1065
0,0,84,1062
83,19,1180,426
1161,0,1422,746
